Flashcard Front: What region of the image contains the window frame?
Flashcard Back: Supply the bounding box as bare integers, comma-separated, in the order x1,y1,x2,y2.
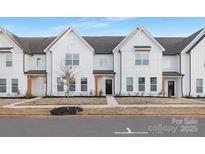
135,52,149,66
65,53,79,66
150,77,157,92
138,77,145,91
12,78,18,93
6,53,12,67
81,77,88,91
196,79,203,93
0,79,6,93
69,78,76,91
57,77,64,92
127,77,133,92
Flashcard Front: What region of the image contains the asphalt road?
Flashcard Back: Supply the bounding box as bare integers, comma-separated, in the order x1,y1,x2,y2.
0,116,204,137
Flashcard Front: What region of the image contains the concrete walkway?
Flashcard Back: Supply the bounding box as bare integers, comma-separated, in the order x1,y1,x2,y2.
4,96,205,109
3,97,42,108
106,95,119,107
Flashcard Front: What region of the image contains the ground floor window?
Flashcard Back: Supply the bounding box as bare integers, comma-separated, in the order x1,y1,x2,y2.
69,78,76,91
139,77,145,91
0,79,6,93
12,78,18,93
150,77,157,91
81,77,87,91
57,77,64,92
196,79,203,93
127,77,133,91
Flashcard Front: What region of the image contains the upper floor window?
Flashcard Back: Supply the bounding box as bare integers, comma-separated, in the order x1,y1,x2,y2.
196,79,203,93
37,58,41,68
139,77,145,91
6,53,12,67
127,77,133,91
0,79,6,93
12,78,18,93
99,58,108,67
65,53,79,66
135,52,149,65
150,77,157,91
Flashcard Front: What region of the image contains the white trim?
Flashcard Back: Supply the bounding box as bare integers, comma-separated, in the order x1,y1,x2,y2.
0,27,24,52
112,26,165,53
44,27,94,53
181,28,205,54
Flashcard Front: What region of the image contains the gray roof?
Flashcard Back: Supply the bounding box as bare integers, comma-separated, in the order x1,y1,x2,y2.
163,71,184,76
1,27,204,55
93,70,115,74
83,36,125,54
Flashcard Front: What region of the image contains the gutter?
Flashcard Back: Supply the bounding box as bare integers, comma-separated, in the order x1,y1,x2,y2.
50,51,53,95
119,50,122,94
179,54,184,97
188,53,191,96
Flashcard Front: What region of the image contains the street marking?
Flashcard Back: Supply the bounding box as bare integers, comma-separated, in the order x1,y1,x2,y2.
114,127,149,135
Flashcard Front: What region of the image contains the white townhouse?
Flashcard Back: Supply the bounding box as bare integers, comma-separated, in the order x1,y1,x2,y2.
0,26,205,98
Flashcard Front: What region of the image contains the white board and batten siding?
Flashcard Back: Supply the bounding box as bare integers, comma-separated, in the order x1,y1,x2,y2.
190,37,205,97
46,30,94,96
93,54,113,70
115,29,163,96
0,31,27,97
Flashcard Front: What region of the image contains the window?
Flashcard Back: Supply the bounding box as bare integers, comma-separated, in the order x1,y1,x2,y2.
65,53,72,65
57,77,64,92
6,53,12,67
135,53,149,65
37,58,41,68
150,77,157,91
139,77,145,91
81,77,87,91
69,78,75,91
65,53,79,66
196,79,203,93
12,79,18,93
73,54,79,65
99,58,108,66
127,77,133,91
0,79,6,93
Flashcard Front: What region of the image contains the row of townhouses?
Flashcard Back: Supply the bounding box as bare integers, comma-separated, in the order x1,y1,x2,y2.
0,26,205,97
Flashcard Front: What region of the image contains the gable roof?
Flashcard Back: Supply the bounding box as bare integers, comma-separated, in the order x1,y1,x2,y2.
155,28,204,55
83,36,124,54
0,26,204,55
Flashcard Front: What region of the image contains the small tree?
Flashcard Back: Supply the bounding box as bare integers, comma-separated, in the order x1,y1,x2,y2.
58,64,77,100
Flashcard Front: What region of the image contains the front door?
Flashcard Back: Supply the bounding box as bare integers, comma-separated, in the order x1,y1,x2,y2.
105,79,112,94
168,81,175,97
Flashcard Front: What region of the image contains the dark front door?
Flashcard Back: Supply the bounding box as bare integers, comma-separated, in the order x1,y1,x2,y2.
105,79,112,94
168,81,175,97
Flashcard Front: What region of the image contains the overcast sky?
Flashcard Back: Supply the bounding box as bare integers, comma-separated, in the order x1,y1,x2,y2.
0,17,205,37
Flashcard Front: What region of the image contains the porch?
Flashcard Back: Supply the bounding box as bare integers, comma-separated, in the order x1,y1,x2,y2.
93,70,115,96
25,70,46,96
162,72,184,98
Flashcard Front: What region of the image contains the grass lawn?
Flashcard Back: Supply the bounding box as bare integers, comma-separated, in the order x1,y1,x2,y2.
18,97,107,106
0,99,26,106
1,107,205,116
115,97,205,104
80,107,205,115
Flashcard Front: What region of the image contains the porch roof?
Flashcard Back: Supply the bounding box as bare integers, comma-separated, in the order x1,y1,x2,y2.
163,71,184,77
25,70,47,75
93,70,115,74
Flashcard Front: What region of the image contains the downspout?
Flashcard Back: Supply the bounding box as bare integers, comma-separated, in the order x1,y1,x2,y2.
45,52,47,96
23,52,25,73
188,53,191,96
50,51,53,95
179,54,183,97
113,53,115,95
119,50,122,94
